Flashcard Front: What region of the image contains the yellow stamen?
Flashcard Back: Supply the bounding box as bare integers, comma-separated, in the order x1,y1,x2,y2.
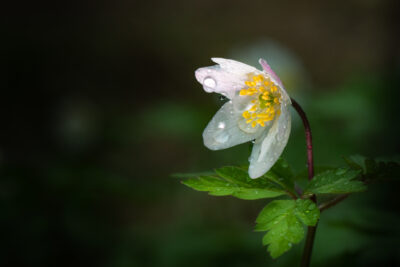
239,73,282,128
242,111,251,119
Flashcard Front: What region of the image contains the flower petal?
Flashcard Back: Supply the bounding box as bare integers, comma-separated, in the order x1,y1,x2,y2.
259,58,291,105
248,100,291,179
203,101,264,150
258,58,284,89
195,58,258,99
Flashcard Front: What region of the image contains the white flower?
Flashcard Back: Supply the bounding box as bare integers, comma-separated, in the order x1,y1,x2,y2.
195,58,292,179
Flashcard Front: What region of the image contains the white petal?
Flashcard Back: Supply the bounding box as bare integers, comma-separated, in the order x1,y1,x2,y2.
195,58,259,99
211,58,258,75
203,101,264,150
248,100,291,179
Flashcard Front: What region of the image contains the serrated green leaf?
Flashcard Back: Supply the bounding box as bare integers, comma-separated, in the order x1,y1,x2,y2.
182,166,286,200
343,155,367,173
304,168,366,195
255,199,320,258
294,199,320,226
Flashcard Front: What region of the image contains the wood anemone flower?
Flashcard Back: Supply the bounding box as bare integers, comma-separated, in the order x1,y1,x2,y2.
195,58,292,178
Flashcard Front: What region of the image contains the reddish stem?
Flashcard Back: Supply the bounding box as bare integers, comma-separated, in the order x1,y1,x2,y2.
291,99,314,180
290,98,317,267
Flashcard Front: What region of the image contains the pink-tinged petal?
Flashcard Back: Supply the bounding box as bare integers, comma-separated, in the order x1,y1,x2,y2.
258,58,284,89
195,58,258,99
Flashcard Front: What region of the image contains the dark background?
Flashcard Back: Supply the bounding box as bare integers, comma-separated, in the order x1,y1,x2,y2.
2,0,400,266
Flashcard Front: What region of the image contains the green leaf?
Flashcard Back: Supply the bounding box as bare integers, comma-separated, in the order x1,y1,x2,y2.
343,155,367,173
304,168,366,195
344,155,400,181
171,171,214,178
182,166,286,200
295,166,335,181
255,199,319,258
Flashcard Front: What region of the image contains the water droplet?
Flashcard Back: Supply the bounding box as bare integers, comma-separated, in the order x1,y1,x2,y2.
215,132,229,143
251,140,256,144
218,122,226,129
203,77,216,88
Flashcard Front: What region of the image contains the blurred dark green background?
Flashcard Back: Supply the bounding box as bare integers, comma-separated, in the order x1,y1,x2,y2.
2,1,400,266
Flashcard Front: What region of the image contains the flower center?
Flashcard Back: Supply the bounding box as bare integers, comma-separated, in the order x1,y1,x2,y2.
239,74,282,128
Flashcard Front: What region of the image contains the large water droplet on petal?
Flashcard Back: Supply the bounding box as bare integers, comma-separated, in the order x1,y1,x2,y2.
203,77,216,92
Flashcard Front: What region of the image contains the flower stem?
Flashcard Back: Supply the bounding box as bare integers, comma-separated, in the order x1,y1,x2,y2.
290,98,317,267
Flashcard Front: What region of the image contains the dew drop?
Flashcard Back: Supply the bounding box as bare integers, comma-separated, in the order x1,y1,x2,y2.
218,122,226,129
204,77,216,88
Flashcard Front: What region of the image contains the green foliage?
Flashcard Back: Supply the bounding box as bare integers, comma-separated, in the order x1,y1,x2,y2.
178,155,400,259
255,199,319,258
304,168,365,195
181,166,286,200
344,155,400,181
